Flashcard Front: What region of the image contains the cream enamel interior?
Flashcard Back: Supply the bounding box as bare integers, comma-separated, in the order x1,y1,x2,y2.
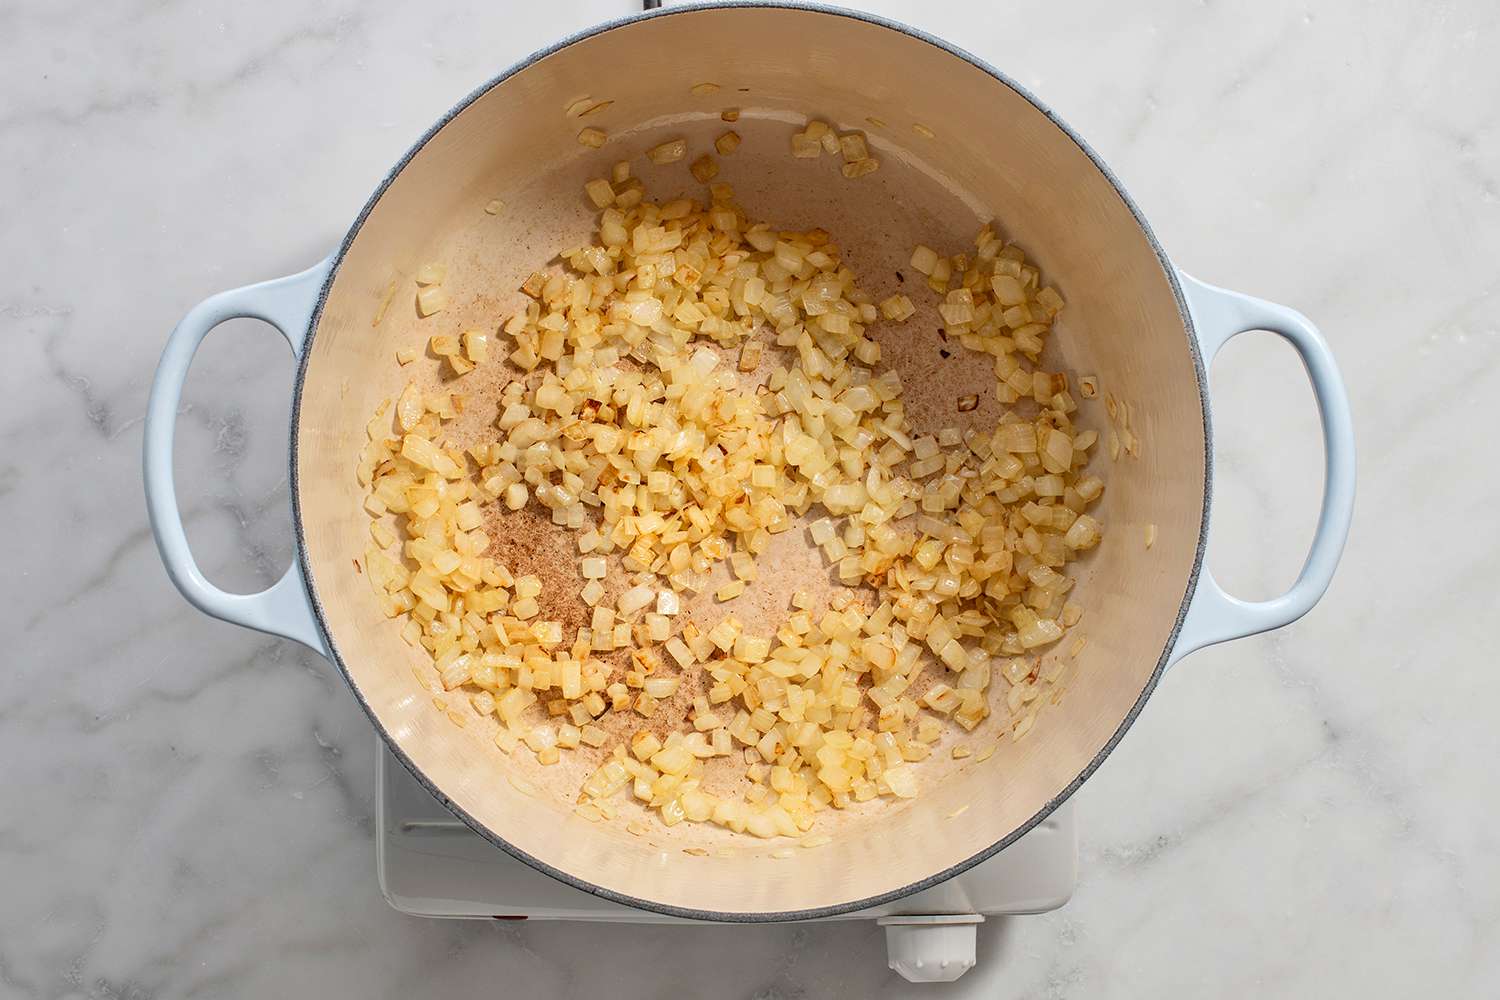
293,6,1205,917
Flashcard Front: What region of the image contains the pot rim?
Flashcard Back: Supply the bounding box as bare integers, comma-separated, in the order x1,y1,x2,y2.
289,0,1211,923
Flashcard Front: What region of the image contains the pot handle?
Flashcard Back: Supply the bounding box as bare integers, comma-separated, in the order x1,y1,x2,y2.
1169,272,1355,664
143,256,336,658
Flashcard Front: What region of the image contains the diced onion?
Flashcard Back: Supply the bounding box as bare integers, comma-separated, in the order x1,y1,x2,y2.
358,164,1106,846
648,138,688,164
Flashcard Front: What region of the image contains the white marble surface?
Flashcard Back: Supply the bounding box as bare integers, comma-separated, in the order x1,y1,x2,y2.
3,0,1497,996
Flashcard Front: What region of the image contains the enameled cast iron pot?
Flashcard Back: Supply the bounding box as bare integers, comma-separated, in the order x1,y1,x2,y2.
144,2,1355,920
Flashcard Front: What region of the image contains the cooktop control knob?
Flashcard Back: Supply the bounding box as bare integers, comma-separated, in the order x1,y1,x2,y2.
879,914,984,983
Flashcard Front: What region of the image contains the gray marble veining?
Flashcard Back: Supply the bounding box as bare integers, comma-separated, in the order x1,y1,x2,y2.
3,0,1497,996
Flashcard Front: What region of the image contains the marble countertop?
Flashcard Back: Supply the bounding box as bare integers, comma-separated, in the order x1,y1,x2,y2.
4,0,1497,996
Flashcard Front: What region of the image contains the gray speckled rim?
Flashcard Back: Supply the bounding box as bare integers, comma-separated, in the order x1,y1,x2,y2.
289,0,1210,924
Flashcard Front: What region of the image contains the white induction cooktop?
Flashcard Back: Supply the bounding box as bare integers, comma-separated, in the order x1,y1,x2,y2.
377,747,1076,982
